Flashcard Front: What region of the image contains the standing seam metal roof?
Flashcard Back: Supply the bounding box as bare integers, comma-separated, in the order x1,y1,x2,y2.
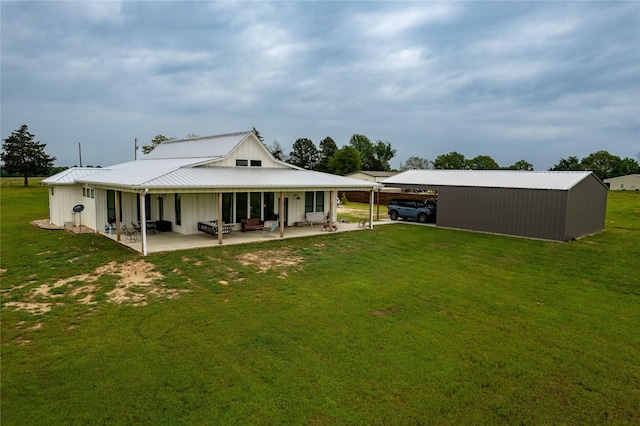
381,170,599,191
143,132,251,160
40,167,109,185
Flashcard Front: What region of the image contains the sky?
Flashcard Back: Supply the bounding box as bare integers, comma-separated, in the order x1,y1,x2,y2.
2,1,639,171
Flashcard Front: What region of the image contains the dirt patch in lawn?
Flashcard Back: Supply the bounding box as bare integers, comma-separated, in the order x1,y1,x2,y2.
238,249,304,278
3,260,189,315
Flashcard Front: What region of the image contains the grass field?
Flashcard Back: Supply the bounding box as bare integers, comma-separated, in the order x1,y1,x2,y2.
1,181,639,424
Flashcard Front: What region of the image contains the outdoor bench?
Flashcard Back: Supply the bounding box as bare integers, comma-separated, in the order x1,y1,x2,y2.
304,212,327,226
198,221,233,236
241,218,264,232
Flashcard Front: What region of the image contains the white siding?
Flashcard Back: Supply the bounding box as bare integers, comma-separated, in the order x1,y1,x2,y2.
49,186,82,226
210,137,286,168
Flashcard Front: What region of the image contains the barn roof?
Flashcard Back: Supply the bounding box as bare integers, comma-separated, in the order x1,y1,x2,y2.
381,170,602,191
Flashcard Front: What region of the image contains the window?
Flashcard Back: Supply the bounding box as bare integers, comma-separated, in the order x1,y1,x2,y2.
175,194,182,226
621,184,625,189
222,193,233,224
250,160,262,167
250,192,261,218
236,159,248,166
235,192,248,223
51,187,54,196
106,190,122,224
90,189,95,199
315,191,324,212
136,194,152,222
158,197,164,220
305,192,314,213
83,188,87,197
263,192,275,220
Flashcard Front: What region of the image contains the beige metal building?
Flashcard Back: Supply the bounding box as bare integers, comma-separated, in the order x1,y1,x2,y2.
603,174,640,191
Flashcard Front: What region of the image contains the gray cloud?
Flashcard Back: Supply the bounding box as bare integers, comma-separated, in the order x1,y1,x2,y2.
2,1,638,169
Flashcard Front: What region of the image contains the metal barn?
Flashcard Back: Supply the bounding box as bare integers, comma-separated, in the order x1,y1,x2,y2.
381,170,608,241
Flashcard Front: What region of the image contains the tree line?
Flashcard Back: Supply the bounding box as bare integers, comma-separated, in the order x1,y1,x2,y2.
265,134,397,175
2,124,638,186
400,151,639,181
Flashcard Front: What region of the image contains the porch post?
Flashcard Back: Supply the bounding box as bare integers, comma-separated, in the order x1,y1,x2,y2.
141,192,148,256
369,190,374,229
115,190,121,241
279,191,284,238
217,192,223,245
329,190,335,232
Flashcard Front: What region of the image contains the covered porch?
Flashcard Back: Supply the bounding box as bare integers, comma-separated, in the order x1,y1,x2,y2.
101,220,372,254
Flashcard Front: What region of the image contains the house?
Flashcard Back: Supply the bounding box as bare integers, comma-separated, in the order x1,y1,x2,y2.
345,171,398,183
603,174,640,191
42,131,382,254
381,170,608,241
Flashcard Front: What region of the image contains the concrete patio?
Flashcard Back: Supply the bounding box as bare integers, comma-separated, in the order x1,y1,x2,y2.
100,220,389,254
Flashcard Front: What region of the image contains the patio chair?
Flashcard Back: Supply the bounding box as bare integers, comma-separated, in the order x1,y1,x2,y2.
131,222,141,233
262,221,278,238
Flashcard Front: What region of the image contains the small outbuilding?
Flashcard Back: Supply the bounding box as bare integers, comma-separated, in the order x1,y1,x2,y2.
381,170,608,241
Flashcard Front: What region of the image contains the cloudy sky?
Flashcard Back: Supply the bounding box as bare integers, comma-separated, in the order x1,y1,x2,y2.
2,1,639,170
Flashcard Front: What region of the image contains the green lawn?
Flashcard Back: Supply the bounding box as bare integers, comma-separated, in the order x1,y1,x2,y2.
1,181,639,424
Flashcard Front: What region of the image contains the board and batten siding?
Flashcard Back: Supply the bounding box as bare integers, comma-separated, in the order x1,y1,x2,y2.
211,138,287,168
48,186,82,227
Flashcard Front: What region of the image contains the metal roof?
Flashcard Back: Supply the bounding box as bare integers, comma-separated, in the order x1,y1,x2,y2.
141,167,382,190
346,171,398,178
381,170,598,191
143,131,252,160
41,167,108,185
71,160,380,191
75,158,216,187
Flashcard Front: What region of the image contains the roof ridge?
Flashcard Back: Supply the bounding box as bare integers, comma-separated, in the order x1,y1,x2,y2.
162,131,251,144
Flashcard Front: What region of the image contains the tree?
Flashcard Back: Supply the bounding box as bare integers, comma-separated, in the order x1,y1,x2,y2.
618,157,640,176
1,125,56,186
348,134,397,171
266,139,288,162
349,134,375,170
549,156,582,171
433,152,468,169
399,156,433,171
142,134,174,154
468,155,500,170
289,138,318,169
371,140,397,171
315,137,338,172
580,150,622,180
508,159,534,171
252,127,264,142
329,146,361,175
185,133,201,139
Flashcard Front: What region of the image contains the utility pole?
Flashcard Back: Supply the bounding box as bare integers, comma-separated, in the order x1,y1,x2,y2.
134,138,138,161
78,142,83,167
